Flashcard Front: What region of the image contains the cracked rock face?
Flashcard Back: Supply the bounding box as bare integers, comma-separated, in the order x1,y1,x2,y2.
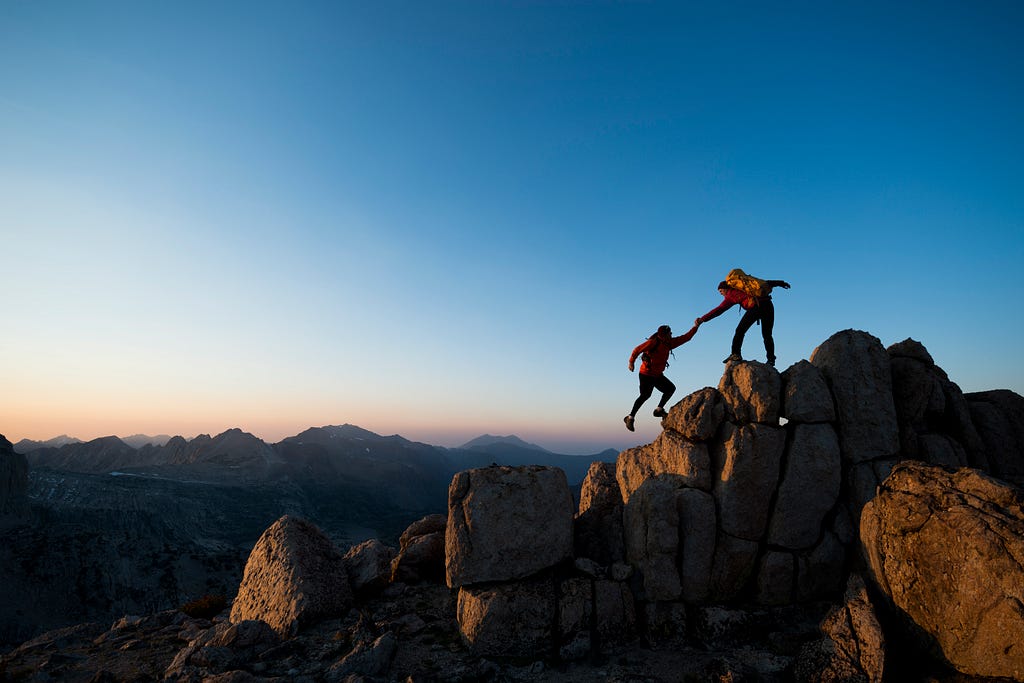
860,460,1024,680
794,573,886,683
445,465,574,589
811,329,899,463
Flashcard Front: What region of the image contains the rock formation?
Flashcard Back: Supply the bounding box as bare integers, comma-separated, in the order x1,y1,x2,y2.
166,618,281,679
436,329,1024,679
445,465,574,588
444,465,577,656
811,330,900,463
573,461,625,565
888,338,987,470
794,574,886,683
343,538,395,598
603,347,848,608
229,515,353,637
966,388,1024,481
390,513,446,584
860,460,1024,680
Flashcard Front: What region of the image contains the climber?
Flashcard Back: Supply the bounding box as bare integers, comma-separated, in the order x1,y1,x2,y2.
698,272,790,366
624,321,702,432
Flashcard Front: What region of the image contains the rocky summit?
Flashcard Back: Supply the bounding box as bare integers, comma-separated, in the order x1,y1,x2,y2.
2,328,1024,682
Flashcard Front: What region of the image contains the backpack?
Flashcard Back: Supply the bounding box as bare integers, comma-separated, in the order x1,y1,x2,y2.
641,331,671,369
725,268,769,298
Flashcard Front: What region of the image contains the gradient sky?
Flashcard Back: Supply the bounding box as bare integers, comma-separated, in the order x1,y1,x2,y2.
2,1,1022,454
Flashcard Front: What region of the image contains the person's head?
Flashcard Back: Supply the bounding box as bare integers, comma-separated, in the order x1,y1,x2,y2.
717,280,730,296
656,324,672,340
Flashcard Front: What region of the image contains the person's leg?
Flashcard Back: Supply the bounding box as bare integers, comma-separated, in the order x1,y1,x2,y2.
760,299,776,364
651,375,676,417
731,308,759,356
630,374,656,417
654,375,676,408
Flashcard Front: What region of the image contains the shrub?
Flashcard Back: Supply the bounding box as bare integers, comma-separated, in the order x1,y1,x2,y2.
181,594,227,619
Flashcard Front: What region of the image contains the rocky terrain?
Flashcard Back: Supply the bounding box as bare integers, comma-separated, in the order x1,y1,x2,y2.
2,328,1023,681
0,425,609,648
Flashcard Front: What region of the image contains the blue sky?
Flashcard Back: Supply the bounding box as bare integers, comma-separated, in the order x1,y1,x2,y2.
2,1,1022,453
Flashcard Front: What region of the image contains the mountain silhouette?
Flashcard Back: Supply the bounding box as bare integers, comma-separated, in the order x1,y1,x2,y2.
20,425,612,487
13,434,82,452
459,434,549,452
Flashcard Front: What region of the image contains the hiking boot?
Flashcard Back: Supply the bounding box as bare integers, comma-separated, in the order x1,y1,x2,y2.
653,406,668,418
624,415,635,432
723,353,742,364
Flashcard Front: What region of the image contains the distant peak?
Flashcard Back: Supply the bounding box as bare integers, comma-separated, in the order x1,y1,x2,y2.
282,424,384,444
13,434,83,453
121,434,173,449
213,428,264,444
459,434,550,452
90,435,129,447
331,424,371,433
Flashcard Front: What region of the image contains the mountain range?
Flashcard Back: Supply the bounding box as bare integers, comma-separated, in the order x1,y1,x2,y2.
15,430,550,455
16,424,613,487
15,423,614,550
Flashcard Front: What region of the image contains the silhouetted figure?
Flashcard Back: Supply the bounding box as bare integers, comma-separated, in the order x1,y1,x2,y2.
699,273,790,366
624,322,701,432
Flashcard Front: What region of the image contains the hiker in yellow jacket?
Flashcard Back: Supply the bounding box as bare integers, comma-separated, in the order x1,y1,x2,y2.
699,270,790,367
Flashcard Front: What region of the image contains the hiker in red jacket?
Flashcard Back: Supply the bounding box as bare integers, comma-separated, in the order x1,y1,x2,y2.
699,278,790,366
624,321,701,432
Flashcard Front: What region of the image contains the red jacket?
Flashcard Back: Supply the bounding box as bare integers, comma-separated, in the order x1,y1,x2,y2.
630,327,697,376
700,288,758,322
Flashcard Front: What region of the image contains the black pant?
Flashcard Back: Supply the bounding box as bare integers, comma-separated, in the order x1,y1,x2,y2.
732,297,775,361
630,373,675,417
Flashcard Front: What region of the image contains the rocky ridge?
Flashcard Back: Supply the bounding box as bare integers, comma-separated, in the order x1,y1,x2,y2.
2,329,1024,681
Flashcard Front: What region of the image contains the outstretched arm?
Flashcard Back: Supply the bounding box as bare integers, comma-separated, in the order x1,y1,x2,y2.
767,280,791,289
699,299,733,323
670,322,702,348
